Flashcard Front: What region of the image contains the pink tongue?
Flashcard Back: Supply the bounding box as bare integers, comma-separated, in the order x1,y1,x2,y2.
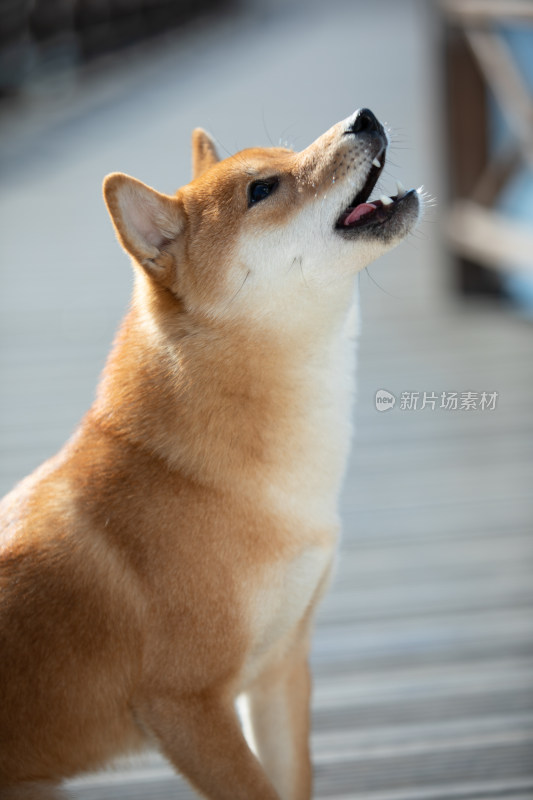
344,202,377,226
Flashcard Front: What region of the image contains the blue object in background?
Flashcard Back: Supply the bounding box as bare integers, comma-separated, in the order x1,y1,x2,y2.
492,26,533,316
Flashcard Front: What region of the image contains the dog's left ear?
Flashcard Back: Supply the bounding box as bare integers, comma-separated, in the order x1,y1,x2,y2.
103,172,185,285
192,128,220,179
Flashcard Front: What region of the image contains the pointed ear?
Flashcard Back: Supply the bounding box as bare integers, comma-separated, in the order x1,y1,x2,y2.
192,128,220,179
103,173,185,281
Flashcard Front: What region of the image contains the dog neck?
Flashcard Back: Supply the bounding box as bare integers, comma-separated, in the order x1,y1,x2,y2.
89,276,358,509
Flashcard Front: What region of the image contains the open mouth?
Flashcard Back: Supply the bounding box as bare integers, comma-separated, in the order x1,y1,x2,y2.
335,155,416,234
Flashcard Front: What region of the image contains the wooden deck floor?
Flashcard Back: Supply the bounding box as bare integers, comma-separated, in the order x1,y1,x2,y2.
1,0,532,797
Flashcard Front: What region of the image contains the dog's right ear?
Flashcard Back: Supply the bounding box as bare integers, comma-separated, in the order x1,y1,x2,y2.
192,128,220,180
103,173,185,284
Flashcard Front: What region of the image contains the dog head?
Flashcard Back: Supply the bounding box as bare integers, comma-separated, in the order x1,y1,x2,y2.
104,109,422,330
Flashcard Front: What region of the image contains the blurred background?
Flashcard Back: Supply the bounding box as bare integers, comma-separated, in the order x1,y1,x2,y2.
1,0,532,797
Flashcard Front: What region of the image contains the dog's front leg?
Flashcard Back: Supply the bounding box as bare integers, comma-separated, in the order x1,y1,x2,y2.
245,640,313,800
137,692,281,800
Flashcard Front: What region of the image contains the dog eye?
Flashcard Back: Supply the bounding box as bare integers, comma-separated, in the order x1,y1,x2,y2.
248,179,278,207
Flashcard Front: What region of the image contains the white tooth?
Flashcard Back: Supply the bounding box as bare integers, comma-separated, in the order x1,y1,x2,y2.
380,194,393,206
396,180,405,197
372,157,381,168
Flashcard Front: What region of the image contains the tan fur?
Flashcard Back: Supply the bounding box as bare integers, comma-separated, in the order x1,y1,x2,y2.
0,115,421,799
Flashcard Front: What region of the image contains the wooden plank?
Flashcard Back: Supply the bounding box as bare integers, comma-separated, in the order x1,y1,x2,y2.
465,29,533,165
442,0,533,24
446,200,533,272
442,16,502,295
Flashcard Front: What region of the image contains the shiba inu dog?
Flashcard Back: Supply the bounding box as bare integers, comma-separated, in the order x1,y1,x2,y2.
0,108,421,800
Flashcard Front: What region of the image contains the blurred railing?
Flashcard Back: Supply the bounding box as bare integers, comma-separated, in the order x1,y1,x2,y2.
442,0,533,303
0,0,237,98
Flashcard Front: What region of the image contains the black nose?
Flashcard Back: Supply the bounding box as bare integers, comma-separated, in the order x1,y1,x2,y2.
350,108,383,136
